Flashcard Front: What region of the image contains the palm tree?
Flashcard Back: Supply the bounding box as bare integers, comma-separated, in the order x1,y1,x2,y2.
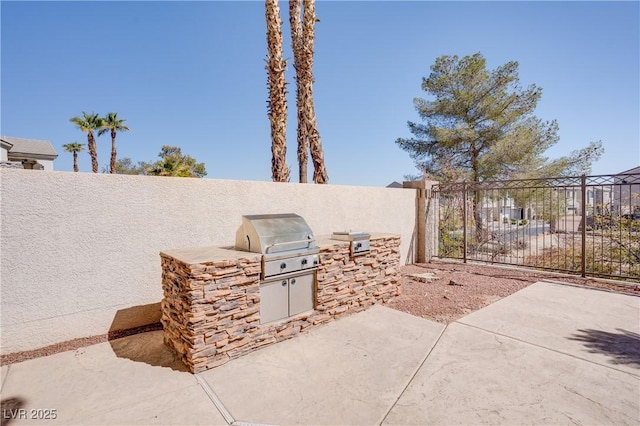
146,145,207,178
266,0,289,182
301,0,328,183
98,112,130,174
289,0,328,184
147,158,193,177
69,112,103,173
62,142,84,172
289,0,308,183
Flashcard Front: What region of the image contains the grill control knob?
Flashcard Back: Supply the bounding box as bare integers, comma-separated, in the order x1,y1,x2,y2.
313,260,318,265
280,262,287,269
291,279,296,285
301,258,308,265
281,280,287,287
355,242,362,249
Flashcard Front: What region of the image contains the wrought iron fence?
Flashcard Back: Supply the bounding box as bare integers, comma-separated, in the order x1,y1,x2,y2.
432,172,640,282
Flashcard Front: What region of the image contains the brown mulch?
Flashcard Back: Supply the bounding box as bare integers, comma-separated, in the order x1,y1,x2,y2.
387,260,639,324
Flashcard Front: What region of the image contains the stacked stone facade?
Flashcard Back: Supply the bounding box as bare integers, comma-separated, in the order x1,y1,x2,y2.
161,235,400,373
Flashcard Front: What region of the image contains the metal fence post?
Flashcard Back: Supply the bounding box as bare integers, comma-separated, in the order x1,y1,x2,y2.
463,181,467,263
424,180,439,262
581,174,587,277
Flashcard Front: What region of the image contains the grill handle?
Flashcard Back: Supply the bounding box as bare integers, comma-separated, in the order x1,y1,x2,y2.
264,238,315,253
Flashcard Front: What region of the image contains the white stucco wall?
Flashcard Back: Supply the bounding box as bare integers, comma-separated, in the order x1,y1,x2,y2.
38,159,54,171
0,169,417,353
0,146,8,161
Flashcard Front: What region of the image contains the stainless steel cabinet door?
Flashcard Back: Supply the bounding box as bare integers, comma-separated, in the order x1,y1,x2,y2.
260,278,289,324
289,273,314,316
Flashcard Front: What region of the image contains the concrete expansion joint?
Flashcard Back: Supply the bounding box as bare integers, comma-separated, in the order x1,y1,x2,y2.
195,373,236,424
561,384,606,409
1,365,10,391
455,321,640,378
378,323,449,425
194,373,275,426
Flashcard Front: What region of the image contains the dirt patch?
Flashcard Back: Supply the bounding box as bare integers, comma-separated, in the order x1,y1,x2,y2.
387,261,639,324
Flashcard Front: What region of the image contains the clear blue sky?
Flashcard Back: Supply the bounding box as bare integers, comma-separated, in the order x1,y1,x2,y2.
1,1,638,186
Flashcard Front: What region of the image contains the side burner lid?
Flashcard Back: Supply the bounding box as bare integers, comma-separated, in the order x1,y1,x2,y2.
331,231,370,241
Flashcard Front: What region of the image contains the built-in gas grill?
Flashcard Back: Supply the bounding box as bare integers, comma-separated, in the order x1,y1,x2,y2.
235,214,319,324
235,213,320,279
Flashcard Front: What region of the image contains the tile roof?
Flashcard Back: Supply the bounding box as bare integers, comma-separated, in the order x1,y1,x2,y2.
0,136,58,157
617,165,640,175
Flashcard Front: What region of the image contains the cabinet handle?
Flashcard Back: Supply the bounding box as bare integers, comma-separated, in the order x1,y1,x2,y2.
291,279,296,285
281,281,287,286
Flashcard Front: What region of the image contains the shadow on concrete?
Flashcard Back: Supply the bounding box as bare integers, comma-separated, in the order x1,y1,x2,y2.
0,397,26,426
108,304,188,373
109,303,162,335
569,328,640,367
109,330,188,373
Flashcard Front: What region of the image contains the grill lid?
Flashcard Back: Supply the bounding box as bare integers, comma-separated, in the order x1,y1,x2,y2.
235,213,317,254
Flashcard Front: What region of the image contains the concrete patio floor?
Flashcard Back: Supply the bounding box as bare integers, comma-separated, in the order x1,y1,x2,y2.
1,280,638,425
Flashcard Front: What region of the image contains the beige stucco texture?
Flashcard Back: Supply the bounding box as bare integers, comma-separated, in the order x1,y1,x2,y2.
0,169,416,353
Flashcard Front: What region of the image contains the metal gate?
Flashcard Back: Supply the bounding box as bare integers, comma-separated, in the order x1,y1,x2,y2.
432,172,640,282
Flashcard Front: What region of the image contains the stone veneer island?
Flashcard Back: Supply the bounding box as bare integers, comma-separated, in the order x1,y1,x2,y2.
160,234,401,373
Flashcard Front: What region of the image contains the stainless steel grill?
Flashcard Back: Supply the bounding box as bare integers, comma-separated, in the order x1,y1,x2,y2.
235,213,319,279
235,213,319,324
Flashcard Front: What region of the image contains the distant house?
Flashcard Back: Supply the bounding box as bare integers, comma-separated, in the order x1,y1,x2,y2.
556,166,639,216
0,136,58,170
477,193,535,222
386,181,403,189
613,165,640,215
559,187,583,216
588,186,613,215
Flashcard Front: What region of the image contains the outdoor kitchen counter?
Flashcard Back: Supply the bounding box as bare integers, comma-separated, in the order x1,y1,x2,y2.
160,245,261,265
160,233,401,373
160,233,398,264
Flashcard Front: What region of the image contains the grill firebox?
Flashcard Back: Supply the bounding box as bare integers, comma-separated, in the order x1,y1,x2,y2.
235,213,319,279
235,213,319,323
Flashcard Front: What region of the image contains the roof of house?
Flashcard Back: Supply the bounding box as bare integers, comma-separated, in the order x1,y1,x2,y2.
0,139,12,150
617,165,640,175
0,136,58,159
386,181,403,188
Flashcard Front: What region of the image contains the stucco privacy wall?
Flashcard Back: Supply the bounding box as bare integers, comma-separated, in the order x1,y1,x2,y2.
0,169,416,353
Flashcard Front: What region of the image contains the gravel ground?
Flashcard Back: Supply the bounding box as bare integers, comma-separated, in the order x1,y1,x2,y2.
2,262,637,365
387,260,639,324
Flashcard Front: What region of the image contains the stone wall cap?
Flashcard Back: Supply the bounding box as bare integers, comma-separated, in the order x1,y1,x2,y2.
369,233,400,240
161,245,261,265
